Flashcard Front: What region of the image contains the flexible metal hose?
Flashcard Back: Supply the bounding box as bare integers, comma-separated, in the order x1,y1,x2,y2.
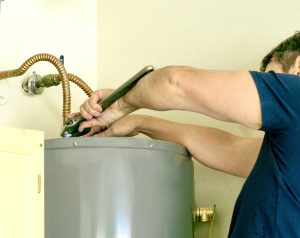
67,74,93,97
0,53,71,123
36,73,93,97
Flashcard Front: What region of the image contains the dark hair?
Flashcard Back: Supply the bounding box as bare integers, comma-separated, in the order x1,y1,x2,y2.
260,31,300,72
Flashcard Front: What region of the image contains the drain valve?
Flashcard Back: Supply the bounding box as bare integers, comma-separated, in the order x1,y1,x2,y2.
193,205,216,222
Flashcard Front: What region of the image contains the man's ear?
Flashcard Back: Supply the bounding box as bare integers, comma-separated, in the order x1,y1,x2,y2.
289,55,300,75
296,55,300,75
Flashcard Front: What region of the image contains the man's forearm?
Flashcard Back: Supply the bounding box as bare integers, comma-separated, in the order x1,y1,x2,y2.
135,115,261,178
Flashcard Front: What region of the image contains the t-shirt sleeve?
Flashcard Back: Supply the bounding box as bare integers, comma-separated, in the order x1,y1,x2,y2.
250,71,300,133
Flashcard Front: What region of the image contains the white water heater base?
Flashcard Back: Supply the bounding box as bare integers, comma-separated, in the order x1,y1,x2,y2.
45,137,195,238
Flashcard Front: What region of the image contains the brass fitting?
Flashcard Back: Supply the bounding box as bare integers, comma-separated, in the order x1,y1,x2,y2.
22,73,93,97
193,205,216,222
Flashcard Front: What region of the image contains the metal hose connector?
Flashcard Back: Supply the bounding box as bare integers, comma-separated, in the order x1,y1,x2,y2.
36,73,93,97
0,53,70,123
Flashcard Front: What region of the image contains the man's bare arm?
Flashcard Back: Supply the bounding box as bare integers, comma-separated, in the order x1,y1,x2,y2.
78,66,262,131
123,67,262,128
102,115,262,178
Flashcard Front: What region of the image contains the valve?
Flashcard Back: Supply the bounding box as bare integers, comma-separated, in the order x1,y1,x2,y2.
22,72,44,95
193,205,216,222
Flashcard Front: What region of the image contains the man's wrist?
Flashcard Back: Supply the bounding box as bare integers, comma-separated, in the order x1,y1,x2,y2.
131,115,151,134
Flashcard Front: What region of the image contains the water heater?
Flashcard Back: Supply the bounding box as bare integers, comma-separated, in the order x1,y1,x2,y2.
45,137,195,238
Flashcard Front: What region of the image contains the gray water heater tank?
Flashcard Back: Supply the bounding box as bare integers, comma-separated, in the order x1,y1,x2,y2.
45,137,195,238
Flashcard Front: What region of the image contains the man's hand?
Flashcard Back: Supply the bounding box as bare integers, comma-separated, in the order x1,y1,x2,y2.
97,115,141,137
68,88,138,133
65,114,141,137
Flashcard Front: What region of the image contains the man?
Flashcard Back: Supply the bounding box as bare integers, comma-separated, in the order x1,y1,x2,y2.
70,32,300,237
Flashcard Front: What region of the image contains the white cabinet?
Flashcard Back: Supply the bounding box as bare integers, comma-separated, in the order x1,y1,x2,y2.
0,127,44,238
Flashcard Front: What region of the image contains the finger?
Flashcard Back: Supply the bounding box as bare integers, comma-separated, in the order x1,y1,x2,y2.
88,92,103,112
80,104,95,120
87,89,113,113
90,89,115,111
79,91,103,119
79,89,115,119
84,126,101,137
67,112,80,119
78,118,106,132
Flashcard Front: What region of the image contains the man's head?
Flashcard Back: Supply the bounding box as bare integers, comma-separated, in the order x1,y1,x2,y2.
260,31,300,75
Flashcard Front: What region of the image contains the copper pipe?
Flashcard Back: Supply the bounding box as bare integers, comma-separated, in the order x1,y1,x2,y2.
0,53,70,123
68,73,93,97
36,73,93,97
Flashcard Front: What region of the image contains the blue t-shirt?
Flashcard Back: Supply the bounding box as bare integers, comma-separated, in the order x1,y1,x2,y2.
228,71,300,237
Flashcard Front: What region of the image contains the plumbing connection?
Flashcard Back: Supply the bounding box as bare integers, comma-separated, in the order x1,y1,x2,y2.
0,53,93,124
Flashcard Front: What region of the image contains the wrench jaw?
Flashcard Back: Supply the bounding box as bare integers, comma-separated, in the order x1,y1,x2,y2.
61,116,91,138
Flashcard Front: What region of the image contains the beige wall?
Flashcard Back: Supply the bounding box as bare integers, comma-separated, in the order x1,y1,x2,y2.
0,0,97,139
1,0,300,237
98,0,300,237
